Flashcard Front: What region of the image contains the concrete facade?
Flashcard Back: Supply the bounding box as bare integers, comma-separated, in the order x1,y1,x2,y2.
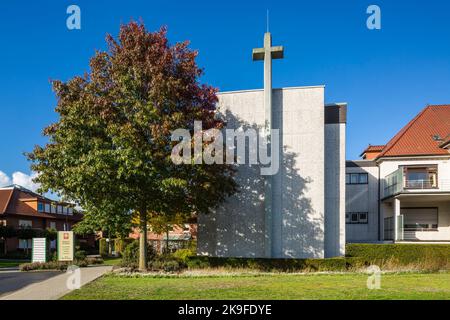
198,86,346,259
345,156,450,242
325,121,346,256
345,161,380,242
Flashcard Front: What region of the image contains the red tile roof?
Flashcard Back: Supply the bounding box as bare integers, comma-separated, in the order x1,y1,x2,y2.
0,189,14,214
360,145,385,157
377,105,450,158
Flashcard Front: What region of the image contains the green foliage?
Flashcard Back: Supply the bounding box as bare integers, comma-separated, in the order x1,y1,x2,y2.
114,238,135,256
346,244,450,264
27,20,238,270
172,248,196,263
73,203,133,239
19,260,88,271
121,241,156,268
185,257,360,272
74,250,87,260
99,239,108,257
149,257,185,273
182,244,450,272
45,228,58,241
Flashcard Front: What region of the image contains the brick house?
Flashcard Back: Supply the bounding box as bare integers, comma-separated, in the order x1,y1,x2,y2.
129,222,198,253
0,184,83,254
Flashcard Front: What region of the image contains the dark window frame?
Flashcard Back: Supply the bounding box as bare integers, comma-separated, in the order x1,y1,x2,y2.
346,212,369,224
346,173,369,185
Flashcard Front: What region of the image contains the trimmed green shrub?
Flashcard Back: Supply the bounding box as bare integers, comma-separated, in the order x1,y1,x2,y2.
114,238,135,256
172,248,196,263
121,240,156,268
74,250,87,260
346,244,450,264
19,259,89,271
185,256,362,272
99,238,108,257
149,255,186,272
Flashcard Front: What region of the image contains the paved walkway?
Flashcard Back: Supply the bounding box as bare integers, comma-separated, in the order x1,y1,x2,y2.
0,265,112,300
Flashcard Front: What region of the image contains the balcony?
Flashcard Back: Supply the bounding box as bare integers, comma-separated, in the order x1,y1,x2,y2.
382,166,450,198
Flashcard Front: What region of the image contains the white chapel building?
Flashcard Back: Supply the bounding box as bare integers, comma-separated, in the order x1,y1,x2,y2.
198,32,347,259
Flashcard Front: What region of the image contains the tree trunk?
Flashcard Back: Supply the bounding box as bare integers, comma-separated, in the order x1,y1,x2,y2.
139,212,148,271
166,228,169,253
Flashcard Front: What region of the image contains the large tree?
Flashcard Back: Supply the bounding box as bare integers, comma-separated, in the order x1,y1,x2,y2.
28,21,237,270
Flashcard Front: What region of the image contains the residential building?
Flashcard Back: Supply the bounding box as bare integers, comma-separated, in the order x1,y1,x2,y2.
0,184,82,254
346,105,450,242
130,223,197,254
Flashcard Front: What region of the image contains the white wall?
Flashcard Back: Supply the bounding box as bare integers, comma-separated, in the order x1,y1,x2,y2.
345,162,380,242
198,86,328,258
325,123,346,256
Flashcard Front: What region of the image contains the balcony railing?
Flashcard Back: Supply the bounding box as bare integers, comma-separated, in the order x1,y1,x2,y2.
382,168,450,198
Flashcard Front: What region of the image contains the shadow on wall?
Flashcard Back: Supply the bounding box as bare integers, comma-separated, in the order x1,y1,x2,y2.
198,107,324,259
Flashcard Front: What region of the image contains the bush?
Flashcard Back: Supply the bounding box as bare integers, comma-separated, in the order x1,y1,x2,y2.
172,248,196,263
74,250,87,260
86,256,104,265
121,241,156,268
185,256,359,272
346,244,450,265
99,238,108,257
19,259,90,271
114,238,135,256
149,255,186,273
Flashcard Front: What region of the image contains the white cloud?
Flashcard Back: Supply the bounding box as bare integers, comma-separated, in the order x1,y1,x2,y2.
0,171,11,187
12,172,40,192
0,170,40,192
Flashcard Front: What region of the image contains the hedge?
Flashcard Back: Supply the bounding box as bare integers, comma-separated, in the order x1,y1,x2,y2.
346,243,450,264
99,238,108,257
186,256,367,272
185,244,450,271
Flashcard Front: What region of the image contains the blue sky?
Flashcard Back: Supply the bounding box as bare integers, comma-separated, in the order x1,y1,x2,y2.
0,0,449,188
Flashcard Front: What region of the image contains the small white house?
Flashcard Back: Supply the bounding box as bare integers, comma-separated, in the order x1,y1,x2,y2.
346,105,450,243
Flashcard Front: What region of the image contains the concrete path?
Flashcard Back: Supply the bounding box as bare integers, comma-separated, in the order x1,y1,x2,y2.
0,270,61,297
0,265,112,300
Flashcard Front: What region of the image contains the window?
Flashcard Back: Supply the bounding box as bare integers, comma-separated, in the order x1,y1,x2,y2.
404,166,438,189
50,222,56,229
401,208,438,231
68,207,73,215
346,173,368,185
19,220,32,228
57,205,63,214
51,204,57,214
63,223,69,231
19,239,32,249
63,207,68,215
346,212,369,224
44,203,50,213
37,202,44,212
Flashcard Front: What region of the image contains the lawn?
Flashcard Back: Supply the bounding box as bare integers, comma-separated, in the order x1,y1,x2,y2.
62,272,450,300
101,257,122,266
0,259,30,268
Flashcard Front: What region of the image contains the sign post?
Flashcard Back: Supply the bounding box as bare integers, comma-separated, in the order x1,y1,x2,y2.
57,231,74,261
32,238,47,263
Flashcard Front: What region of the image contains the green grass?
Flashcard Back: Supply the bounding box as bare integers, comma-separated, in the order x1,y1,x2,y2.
101,257,122,266
62,272,450,300
0,259,30,268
